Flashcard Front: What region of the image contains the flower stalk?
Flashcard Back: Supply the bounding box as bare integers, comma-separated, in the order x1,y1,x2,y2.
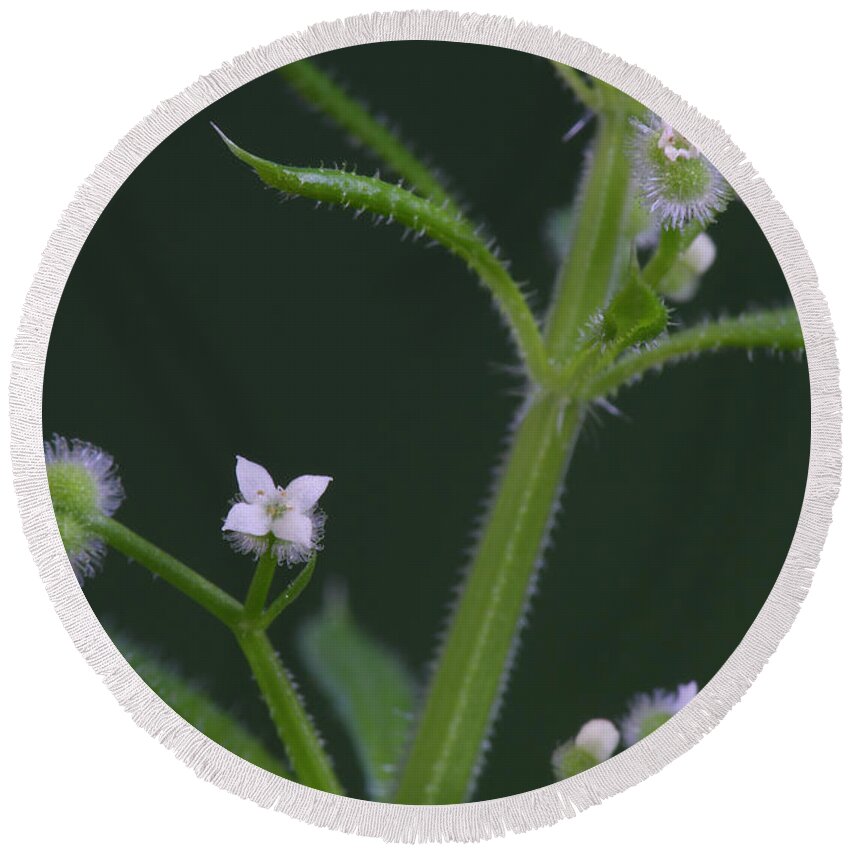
89,514,243,627
234,626,343,794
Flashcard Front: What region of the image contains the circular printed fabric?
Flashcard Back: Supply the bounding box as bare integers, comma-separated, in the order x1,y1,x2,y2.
27,28,828,836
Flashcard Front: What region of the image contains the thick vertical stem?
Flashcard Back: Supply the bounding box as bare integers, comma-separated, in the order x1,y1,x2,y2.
395,393,584,803
394,87,636,806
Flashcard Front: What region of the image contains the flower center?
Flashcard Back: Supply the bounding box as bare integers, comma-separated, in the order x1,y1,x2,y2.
263,489,290,520
657,124,698,162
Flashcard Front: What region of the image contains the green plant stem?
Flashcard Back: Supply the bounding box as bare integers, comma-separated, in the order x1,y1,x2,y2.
238,550,340,792
260,553,317,629
579,308,805,399
90,515,242,627
551,62,601,111
394,86,638,804
395,393,584,803
642,221,703,290
214,127,552,386
544,90,637,358
235,627,344,795
243,548,277,619
279,60,460,215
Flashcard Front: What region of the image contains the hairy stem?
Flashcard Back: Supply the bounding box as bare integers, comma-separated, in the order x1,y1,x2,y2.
544,87,638,358
642,221,703,290
580,308,805,399
395,394,584,803
243,548,277,620
260,553,317,629
90,515,243,627
279,60,460,214
394,85,638,804
551,62,601,111
235,627,343,794
214,127,552,386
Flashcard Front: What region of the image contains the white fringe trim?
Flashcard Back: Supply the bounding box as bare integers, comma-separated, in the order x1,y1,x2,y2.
8,10,841,843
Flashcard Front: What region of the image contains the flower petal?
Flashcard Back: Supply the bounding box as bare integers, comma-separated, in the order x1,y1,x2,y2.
222,502,271,536
235,455,276,503
271,510,313,548
673,681,699,710
284,475,332,511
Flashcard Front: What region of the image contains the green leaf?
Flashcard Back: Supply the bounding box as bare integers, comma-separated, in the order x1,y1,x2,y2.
297,589,418,801
212,126,551,386
599,275,669,350
112,632,292,778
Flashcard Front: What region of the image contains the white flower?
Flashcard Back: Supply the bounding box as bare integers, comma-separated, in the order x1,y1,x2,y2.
621,681,699,746
44,435,125,582
222,456,331,565
575,718,620,762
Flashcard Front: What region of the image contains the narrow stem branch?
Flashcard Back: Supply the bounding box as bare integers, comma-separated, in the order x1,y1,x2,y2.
642,221,703,290
395,393,584,803
90,515,243,627
544,99,636,358
551,62,601,111
214,127,552,386
260,553,317,629
579,308,804,399
278,60,460,215
243,548,277,620
235,628,344,795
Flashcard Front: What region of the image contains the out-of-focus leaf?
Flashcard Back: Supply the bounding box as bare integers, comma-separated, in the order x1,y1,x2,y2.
297,590,418,800
112,632,291,779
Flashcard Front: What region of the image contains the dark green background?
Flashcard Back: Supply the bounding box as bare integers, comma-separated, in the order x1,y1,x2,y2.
43,42,810,802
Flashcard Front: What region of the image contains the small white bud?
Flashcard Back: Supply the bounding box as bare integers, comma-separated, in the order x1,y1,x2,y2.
575,718,620,762
682,232,717,276
659,233,718,303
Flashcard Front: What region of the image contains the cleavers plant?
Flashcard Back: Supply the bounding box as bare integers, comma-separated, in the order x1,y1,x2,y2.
47,60,805,804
